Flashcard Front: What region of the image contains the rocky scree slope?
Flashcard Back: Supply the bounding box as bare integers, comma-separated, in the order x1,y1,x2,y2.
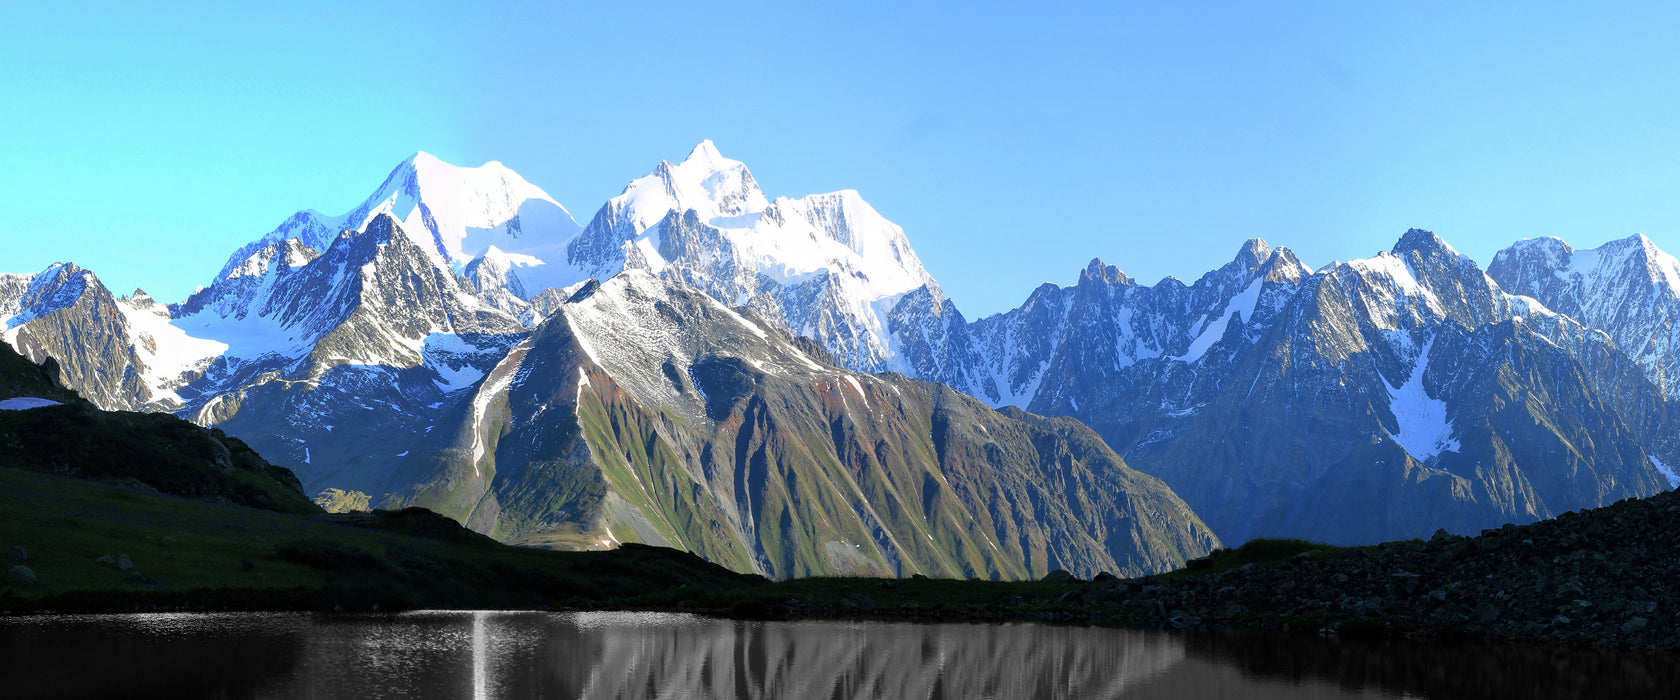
1090,486,1680,650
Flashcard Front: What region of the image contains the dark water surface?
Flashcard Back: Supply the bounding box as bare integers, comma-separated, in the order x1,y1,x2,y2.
2,611,1674,699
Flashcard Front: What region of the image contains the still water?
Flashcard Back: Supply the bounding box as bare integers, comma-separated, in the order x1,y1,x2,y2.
2,611,1674,699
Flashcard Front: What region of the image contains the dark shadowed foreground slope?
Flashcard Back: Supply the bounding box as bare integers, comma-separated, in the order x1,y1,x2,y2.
0,341,317,515
0,466,759,612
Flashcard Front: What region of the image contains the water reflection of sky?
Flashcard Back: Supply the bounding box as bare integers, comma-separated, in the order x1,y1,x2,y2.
4,612,1674,699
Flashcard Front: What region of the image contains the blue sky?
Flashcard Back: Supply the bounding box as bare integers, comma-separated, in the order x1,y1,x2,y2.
4,2,1680,315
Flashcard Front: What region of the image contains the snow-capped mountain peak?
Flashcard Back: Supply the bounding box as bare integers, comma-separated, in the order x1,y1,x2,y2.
1605,233,1680,292
629,141,769,231
1391,227,1463,260
215,152,580,295
1489,232,1680,399
557,142,946,377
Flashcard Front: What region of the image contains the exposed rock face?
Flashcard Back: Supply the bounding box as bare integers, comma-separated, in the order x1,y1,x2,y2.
1490,233,1680,402
0,264,151,410
377,272,1217,580
944,231,1675,545
1486,235,1680,479
314,488,372,513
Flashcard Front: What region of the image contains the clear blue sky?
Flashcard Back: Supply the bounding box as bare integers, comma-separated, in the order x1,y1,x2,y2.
5,2,1680,316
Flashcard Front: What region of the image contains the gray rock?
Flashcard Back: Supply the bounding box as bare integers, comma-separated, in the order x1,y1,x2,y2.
116,554,133,571
4,546,24,563
1041,569,1077,583
7,565,35,584
1622,617,1648,633
95,554,116,567
1166,609,1196,629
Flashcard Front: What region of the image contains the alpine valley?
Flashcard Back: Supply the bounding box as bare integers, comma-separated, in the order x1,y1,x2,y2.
5,142,1675,579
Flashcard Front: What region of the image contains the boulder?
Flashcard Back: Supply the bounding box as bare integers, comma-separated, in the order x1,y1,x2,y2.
4,545,25,563
1041,569,1078,583
7,565,35,584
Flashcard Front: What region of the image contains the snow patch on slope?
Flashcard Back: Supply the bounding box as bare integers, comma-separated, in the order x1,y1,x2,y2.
1384,335,1459,461
1174,278,1263,363
1651,455,1679,489
423,333,489,393
1347,253,1444,327
467,339,528,475
115,293,227,403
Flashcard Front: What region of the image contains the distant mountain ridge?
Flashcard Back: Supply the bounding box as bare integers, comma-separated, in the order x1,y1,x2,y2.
1489,233,1680,400
3,143,1675,563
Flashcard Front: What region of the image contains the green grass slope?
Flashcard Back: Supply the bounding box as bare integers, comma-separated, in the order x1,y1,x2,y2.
0,341,319,515
0,466,762,612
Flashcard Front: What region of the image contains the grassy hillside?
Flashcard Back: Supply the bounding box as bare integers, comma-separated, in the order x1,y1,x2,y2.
0,341,318,515
0,466,762,612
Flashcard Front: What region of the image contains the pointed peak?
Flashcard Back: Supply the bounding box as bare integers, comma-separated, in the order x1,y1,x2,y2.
1391,228,1463,260
685,139,724,164
566,278,602,304
1606,232,1660,254
45,261,86,277
360,212,400,239
1236,238,1272,269
1259,246,1311,283
668,140,752,182
389,151,443,178
396,150,523,181
1080,258,1131,286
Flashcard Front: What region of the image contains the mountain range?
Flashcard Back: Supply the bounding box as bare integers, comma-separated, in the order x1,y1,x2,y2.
4,142,1675,576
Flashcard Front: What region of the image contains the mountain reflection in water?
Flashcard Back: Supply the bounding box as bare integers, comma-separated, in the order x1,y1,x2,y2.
3,611,1674,699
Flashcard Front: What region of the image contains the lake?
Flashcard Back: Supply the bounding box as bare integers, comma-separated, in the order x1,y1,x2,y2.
2,611,1673,698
